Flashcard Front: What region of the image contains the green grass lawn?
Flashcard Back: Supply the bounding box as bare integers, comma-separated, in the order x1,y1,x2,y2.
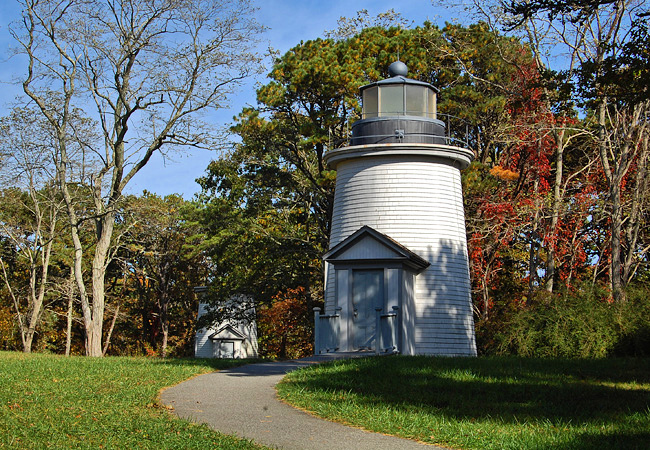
277,355,650,449
0,351,265,449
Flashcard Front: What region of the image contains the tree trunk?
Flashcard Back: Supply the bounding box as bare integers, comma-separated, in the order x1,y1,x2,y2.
23,332,34,353
566,219,582,287
0,258,26,350
159,297,169,358
161,323,169,359
545,128,566,293
528,178,541,299
609,181,625,302
622,106,650,284
23,271,37,353
597,98,629,303
280,334,287,359
65,267,74,357
23,223,55,353
80,210,115,357
103,304,120,356
482,276,490,320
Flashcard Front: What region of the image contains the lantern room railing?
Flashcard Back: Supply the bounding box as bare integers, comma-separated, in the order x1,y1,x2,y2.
346,113,471,148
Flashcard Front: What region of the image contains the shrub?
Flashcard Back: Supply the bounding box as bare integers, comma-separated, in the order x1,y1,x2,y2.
493,283,650,358
612,286,650,356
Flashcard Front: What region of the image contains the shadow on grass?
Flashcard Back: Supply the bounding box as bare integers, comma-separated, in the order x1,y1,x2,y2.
547,431,650,450
283,356,650,448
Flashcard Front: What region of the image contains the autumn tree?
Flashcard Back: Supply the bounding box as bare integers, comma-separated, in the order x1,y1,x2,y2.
11,0,264,356
0,107,67,353
257,287,313,359
121,192,208,357
474,0,650,302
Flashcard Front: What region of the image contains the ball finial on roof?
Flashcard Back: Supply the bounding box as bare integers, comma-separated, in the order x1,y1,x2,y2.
388,61,408,78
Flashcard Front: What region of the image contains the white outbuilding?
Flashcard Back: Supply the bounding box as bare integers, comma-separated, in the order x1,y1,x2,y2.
194,293,258,359
314,61,477,356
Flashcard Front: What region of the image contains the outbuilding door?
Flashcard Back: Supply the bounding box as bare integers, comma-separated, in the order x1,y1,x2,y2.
219,341,235,358
351,269,384,350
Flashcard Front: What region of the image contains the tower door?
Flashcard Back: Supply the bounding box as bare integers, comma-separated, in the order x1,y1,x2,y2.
351,269,384,350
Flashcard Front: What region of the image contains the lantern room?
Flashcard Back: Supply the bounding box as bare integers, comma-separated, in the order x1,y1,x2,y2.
361,61,437,119
351,61,445,145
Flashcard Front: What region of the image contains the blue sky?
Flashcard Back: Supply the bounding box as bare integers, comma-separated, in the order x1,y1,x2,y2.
0,0,466,198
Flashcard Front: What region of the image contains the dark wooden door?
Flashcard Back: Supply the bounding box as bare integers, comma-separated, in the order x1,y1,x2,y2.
352,269,383,350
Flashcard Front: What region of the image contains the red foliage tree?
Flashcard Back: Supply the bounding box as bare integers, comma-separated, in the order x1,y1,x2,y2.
257,287,316,359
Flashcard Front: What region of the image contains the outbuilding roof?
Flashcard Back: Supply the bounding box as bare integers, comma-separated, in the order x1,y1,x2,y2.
209,324,246,341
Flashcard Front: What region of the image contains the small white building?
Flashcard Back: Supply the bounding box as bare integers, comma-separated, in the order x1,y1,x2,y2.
315,62,477,357
194,296,258,359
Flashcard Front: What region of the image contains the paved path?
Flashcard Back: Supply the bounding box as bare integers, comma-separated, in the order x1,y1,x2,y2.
161,354,442,449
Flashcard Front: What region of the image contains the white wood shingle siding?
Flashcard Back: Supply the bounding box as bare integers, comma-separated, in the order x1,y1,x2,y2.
326,154,476,356
194,302,214,358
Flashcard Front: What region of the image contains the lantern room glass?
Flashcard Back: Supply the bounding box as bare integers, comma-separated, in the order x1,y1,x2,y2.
428,89,436,118
363,86,378,118
379,86,403,116
362,83,437,119
406,85,426,116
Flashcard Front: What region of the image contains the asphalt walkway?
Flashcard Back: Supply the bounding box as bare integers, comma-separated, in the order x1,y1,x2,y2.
160,353,443,449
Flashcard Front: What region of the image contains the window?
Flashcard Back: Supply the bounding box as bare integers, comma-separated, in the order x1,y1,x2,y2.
406,85,426,116
362,84,437,118
379,85,404,116
363,86,378,119
428,89,436,118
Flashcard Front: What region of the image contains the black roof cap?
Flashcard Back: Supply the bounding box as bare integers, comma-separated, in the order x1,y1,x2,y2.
360,61,439,92
388,61,408,77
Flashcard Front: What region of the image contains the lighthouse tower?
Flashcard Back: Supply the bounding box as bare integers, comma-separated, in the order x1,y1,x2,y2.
315,62,477,356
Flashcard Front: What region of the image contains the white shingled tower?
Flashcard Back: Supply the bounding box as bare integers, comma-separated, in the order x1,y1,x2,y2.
314,61,477,356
